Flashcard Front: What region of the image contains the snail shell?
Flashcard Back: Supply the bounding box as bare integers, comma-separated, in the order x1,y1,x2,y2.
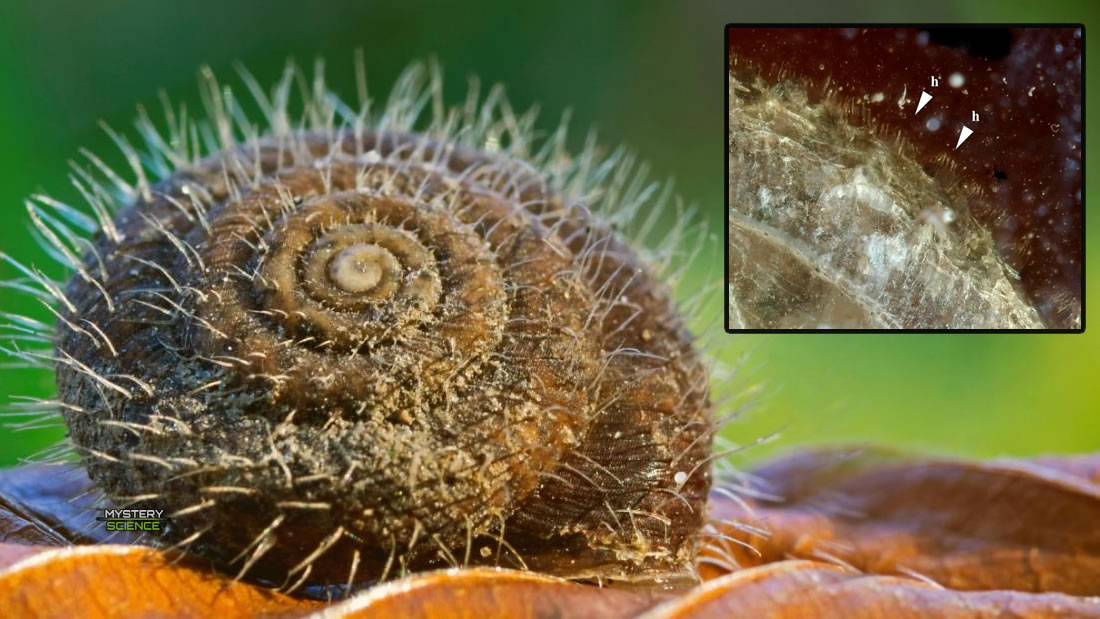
31,63,713,592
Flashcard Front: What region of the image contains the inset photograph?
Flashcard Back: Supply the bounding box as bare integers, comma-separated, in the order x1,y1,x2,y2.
726,25,1083,331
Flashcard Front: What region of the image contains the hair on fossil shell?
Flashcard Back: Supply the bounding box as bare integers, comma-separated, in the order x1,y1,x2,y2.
727,27,1082,330
728,73,1043,330
0,58,729,597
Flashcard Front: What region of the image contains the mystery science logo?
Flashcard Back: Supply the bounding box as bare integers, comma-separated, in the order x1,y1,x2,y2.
96,509,171,532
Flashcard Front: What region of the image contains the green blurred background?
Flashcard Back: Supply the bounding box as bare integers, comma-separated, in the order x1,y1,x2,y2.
0,0,1096,468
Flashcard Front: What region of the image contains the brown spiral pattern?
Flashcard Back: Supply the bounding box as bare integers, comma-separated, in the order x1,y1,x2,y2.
55,130,712,593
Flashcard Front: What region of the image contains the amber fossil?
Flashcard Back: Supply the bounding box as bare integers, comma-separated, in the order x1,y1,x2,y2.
728,73,1045,330
726,27,1083,330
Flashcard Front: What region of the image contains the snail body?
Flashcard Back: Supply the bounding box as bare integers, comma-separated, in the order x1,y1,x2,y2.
7,63,714,593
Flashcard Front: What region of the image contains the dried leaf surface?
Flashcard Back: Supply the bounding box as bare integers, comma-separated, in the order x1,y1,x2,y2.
0,464,117,546
704,448,1100,594
647,561,1100,618
0,543,321,618
315,568,665,618
2,452,1099,617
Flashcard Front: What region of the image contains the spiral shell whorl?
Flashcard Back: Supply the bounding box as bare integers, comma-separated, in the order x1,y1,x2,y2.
44,65,712,593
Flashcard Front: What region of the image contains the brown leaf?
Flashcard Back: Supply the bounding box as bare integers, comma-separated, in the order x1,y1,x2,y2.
646,560,1100,618
0,543,321,618
704,448,1100,594
0,463,118,546
3,453,1099,617
317,568,666,618
1032,453,1100,484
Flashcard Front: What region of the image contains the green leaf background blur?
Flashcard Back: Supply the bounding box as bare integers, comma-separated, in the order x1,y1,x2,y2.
0,0,1095,468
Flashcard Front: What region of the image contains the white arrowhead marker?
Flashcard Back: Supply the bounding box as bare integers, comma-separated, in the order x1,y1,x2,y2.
915,91,933,115
955,125,973,149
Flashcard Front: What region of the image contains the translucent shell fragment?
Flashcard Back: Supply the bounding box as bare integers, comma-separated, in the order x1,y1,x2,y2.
728,75,1044,329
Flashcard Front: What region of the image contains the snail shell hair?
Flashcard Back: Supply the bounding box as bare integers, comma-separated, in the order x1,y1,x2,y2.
3,59,720,595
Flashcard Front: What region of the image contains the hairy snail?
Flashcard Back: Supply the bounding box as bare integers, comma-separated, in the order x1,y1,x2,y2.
2,59,718,596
